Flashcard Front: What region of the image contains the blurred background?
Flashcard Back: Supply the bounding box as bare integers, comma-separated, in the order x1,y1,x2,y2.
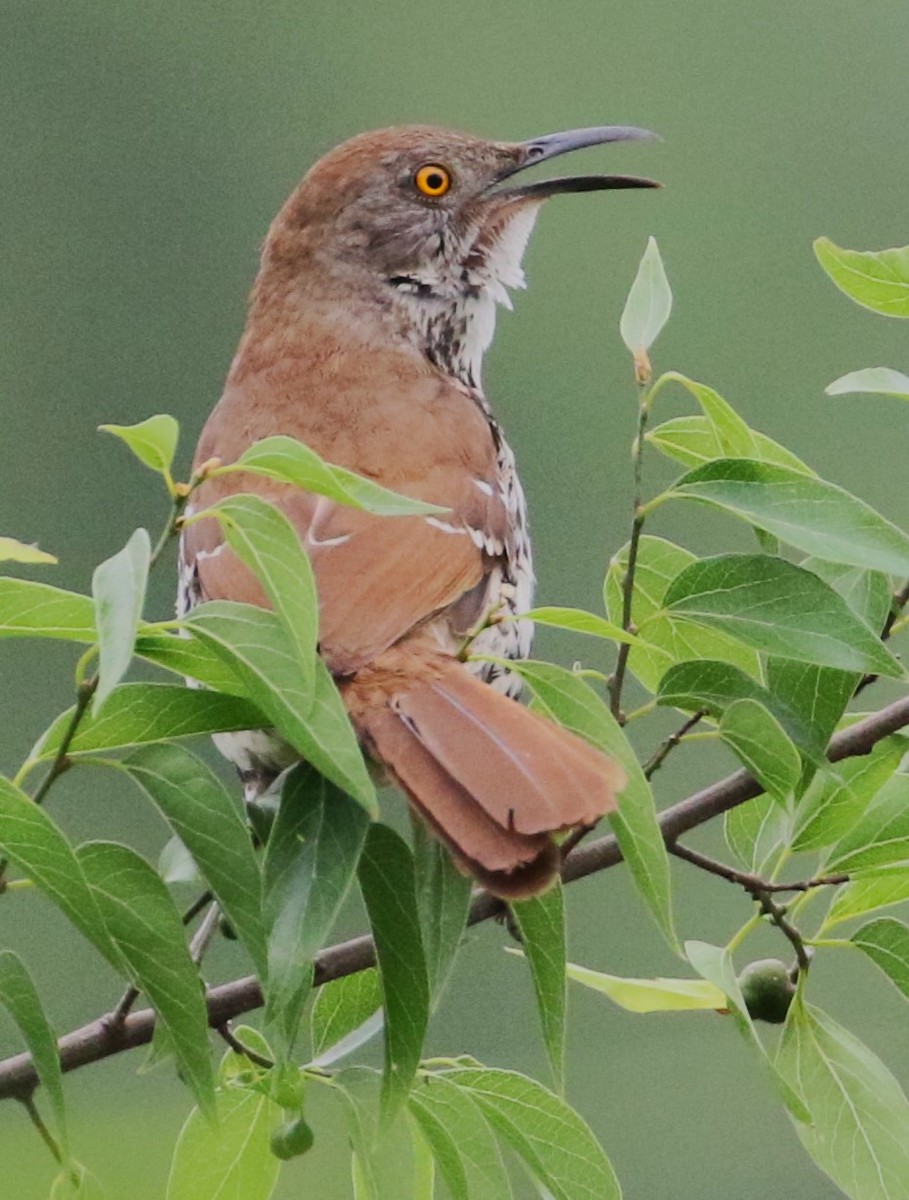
3,1,909,1195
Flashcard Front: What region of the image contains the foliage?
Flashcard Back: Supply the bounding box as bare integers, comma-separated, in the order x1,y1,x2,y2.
1,237,909,1200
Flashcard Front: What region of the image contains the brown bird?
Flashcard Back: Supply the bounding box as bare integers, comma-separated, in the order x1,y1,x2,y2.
181,123,658,897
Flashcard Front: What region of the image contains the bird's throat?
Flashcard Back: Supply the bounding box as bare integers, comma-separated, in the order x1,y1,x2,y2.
392,201,543,392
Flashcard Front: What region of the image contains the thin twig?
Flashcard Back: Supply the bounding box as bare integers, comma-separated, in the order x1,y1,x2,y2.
216,1024,275,1071
182,890,214,926
149,485,193,569
1,692,908,1101
754,891,812,973
106,987,140,1031
608,373,652,723
30,681,97,807
669,843,823,974
190,903,221,963
667,842,848,895
643,710,707,779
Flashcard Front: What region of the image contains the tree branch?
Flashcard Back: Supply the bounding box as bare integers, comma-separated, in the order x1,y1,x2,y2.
1,691,908,1101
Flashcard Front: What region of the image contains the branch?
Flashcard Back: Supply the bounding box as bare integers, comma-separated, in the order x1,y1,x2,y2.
642,710,706,779
1,691,908,1101
666,843,847,895
667,842,828,974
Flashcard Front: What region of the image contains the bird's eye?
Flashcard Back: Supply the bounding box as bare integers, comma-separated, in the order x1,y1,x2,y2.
414,164,452,197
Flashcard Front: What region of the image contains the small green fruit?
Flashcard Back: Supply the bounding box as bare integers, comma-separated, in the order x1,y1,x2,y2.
737,958,795,1024
270,1117,315,1161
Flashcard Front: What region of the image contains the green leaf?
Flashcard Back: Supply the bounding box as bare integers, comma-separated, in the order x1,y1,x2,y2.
719,698,802,800
686,941,810,1122
158,835,200,885
196,493,318,699
136,631,247,695
409,1076,513,1200
850,917,909,1001
310,969,383,1060
667,375,760,454
358,824,430,1122
646,414,724,467
0,537,57,565
413,823,471,1003
441,1066,620,1200
166,1088,282,1200
32,683,266,761
411,1118,436,1199
777,997,909,1198
510,884,566,1087
122,744,267,976
0,578,95,641
827,366,909,400
826,872,909,928
100,414,180,476
805,557,892,633
656,659,827,764
91,528,151,713
792,734,908,852
814,236,909,317
666,459,909,575
566,961,724,1011
335,1069,382,1200
724,794,790,873
826,775,909,872
647,414,810,472
620,235,671,352
662,554,901,676
505,658,677,952
183,602,375,809
217,435,446,517
765,556,892,794
351,1152,375,1200
519,607,639,645
0,777,119,969
76,841,215,1119
0,950,69,1155
262,764,370,1057
604,536,760,693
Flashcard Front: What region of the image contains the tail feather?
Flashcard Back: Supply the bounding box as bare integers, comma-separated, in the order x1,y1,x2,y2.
363,704,561,898
395,667,624,835
348,653,625,898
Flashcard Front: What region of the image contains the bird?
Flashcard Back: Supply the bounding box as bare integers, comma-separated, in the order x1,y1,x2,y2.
180,123,658,898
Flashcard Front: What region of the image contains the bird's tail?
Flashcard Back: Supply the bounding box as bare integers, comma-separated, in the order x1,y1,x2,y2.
343,650,625,898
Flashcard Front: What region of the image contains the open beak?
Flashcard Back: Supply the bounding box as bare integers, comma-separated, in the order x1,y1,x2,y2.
494,125,660,199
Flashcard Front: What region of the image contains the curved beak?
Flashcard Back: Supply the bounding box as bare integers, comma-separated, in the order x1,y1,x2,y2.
495,125,661,199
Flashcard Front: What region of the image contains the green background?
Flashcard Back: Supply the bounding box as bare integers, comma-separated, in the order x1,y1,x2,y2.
3,1,909,1195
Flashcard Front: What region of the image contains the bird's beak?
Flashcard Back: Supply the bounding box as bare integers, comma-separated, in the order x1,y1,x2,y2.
492,125,661,199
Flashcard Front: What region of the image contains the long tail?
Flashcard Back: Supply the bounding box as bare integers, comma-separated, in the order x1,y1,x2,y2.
343,650,626,899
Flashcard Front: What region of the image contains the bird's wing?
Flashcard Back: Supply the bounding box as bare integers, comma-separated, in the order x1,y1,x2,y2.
181,363,510,674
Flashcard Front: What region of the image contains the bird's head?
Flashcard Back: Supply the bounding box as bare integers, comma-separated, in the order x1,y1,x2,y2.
267,123,658,296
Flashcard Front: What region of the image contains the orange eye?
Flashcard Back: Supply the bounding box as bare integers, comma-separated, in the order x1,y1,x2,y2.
414,164,452,197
